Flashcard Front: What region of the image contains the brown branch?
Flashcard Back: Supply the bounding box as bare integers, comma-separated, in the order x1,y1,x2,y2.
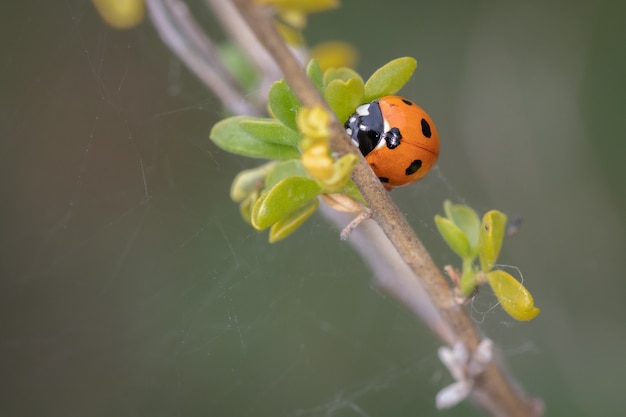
230,1,543,416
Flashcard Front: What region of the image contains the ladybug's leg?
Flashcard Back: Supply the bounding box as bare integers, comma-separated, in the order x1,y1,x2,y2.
383,127,402,149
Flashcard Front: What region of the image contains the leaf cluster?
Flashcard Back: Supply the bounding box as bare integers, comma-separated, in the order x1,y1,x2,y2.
435,201,540,321
210,57,417,241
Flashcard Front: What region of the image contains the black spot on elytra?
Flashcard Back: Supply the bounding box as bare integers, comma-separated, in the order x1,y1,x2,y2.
405,160,422,176
378,177,390,183
421,118,432,138
401,98,413,106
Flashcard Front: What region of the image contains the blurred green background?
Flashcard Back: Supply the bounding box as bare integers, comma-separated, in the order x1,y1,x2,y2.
2,1,625,416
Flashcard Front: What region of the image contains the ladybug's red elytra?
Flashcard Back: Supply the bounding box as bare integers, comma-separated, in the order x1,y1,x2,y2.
344,95,439,189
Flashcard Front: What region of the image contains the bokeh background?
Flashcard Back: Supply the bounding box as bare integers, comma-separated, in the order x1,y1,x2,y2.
2,1,625,416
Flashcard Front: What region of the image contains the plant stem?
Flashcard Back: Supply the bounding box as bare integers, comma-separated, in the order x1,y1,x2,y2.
230,1,543,416
146,0,261,116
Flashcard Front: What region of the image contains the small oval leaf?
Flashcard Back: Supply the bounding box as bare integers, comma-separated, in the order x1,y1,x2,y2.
93,0,145,29
240,118,302,146
264,160,309,190
268,79,301,131
322,153,360,191
230,163,275,202
478,210,508,272
324,78,365,123
487,270,540,321
210,116,301,160
217,41,258,91
269,198,319,243
435,215,473,259
443,201,481,254
323,67,363,87
296,105,331,140
306,59,324,93
364,57,417,102
251,176,322,230
239,192,258,225
301,143,334,180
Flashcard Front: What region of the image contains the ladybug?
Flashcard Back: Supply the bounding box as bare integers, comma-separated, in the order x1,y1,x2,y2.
344,95,439,189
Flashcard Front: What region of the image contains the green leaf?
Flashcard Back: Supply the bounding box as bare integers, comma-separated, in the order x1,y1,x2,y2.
478,210,508,272
230,162,275,202
239,192,258,224
268,79,301,131
251,176,322,230
487,270,540,321
306,59,324,93
269,198,319,243
321,153,360,191
217,41,258,91
341,180,366,205
240,118,302,146
264,159,309,190
323,67,363,87
443,201,481,254
210,116,301,160
363,57,417,102
435,215,473,259
324,77,365,123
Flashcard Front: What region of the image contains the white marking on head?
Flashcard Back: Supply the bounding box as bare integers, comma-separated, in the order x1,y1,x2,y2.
355,104,370,116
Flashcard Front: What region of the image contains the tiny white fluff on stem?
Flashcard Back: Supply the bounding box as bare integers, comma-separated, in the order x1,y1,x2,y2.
436,339,494,409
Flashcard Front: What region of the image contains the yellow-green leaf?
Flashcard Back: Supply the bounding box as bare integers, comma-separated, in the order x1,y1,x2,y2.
217,41,258,91
93,0,145,30
306,59,324,93
264,159,309,190
269,198,319,242
363,57,417,102
442,200,481,254
239,192,258,225
435,215,473,259
230,162,275,202
324,77,365,124
296,105,331,140
251,176,321,230
487,270,540,321
478,210,508,272
321,153,360,191
323,67,363,87
240,118,302,146
210,116,300,160
268,79,301,131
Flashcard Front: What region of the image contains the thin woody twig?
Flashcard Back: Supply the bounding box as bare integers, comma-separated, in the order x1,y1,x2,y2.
229,1,543,416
